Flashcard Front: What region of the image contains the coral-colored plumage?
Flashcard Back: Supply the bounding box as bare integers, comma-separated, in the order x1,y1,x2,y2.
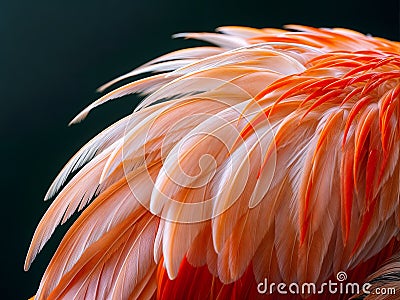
26,25,400,299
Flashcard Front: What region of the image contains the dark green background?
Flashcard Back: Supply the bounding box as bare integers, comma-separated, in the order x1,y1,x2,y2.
2,0,399,298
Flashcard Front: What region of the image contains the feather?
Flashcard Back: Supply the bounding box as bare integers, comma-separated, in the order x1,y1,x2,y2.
44,116,129,200
25,147,114,270
27,25,400,300
172,32,247,49
97,47,224,92
70,73,175,124
47,211,158,300
34,165,159,299
216,26,267,38
94,59,197,95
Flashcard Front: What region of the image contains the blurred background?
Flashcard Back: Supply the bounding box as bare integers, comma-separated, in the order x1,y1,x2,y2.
2,0,398,298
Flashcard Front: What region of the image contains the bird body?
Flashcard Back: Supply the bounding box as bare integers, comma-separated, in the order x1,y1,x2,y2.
26,25,400,299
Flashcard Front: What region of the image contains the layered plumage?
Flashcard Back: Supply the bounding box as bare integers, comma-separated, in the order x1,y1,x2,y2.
26,25,400,299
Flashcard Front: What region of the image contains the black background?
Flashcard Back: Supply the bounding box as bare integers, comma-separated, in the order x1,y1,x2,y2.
2,0,399,298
